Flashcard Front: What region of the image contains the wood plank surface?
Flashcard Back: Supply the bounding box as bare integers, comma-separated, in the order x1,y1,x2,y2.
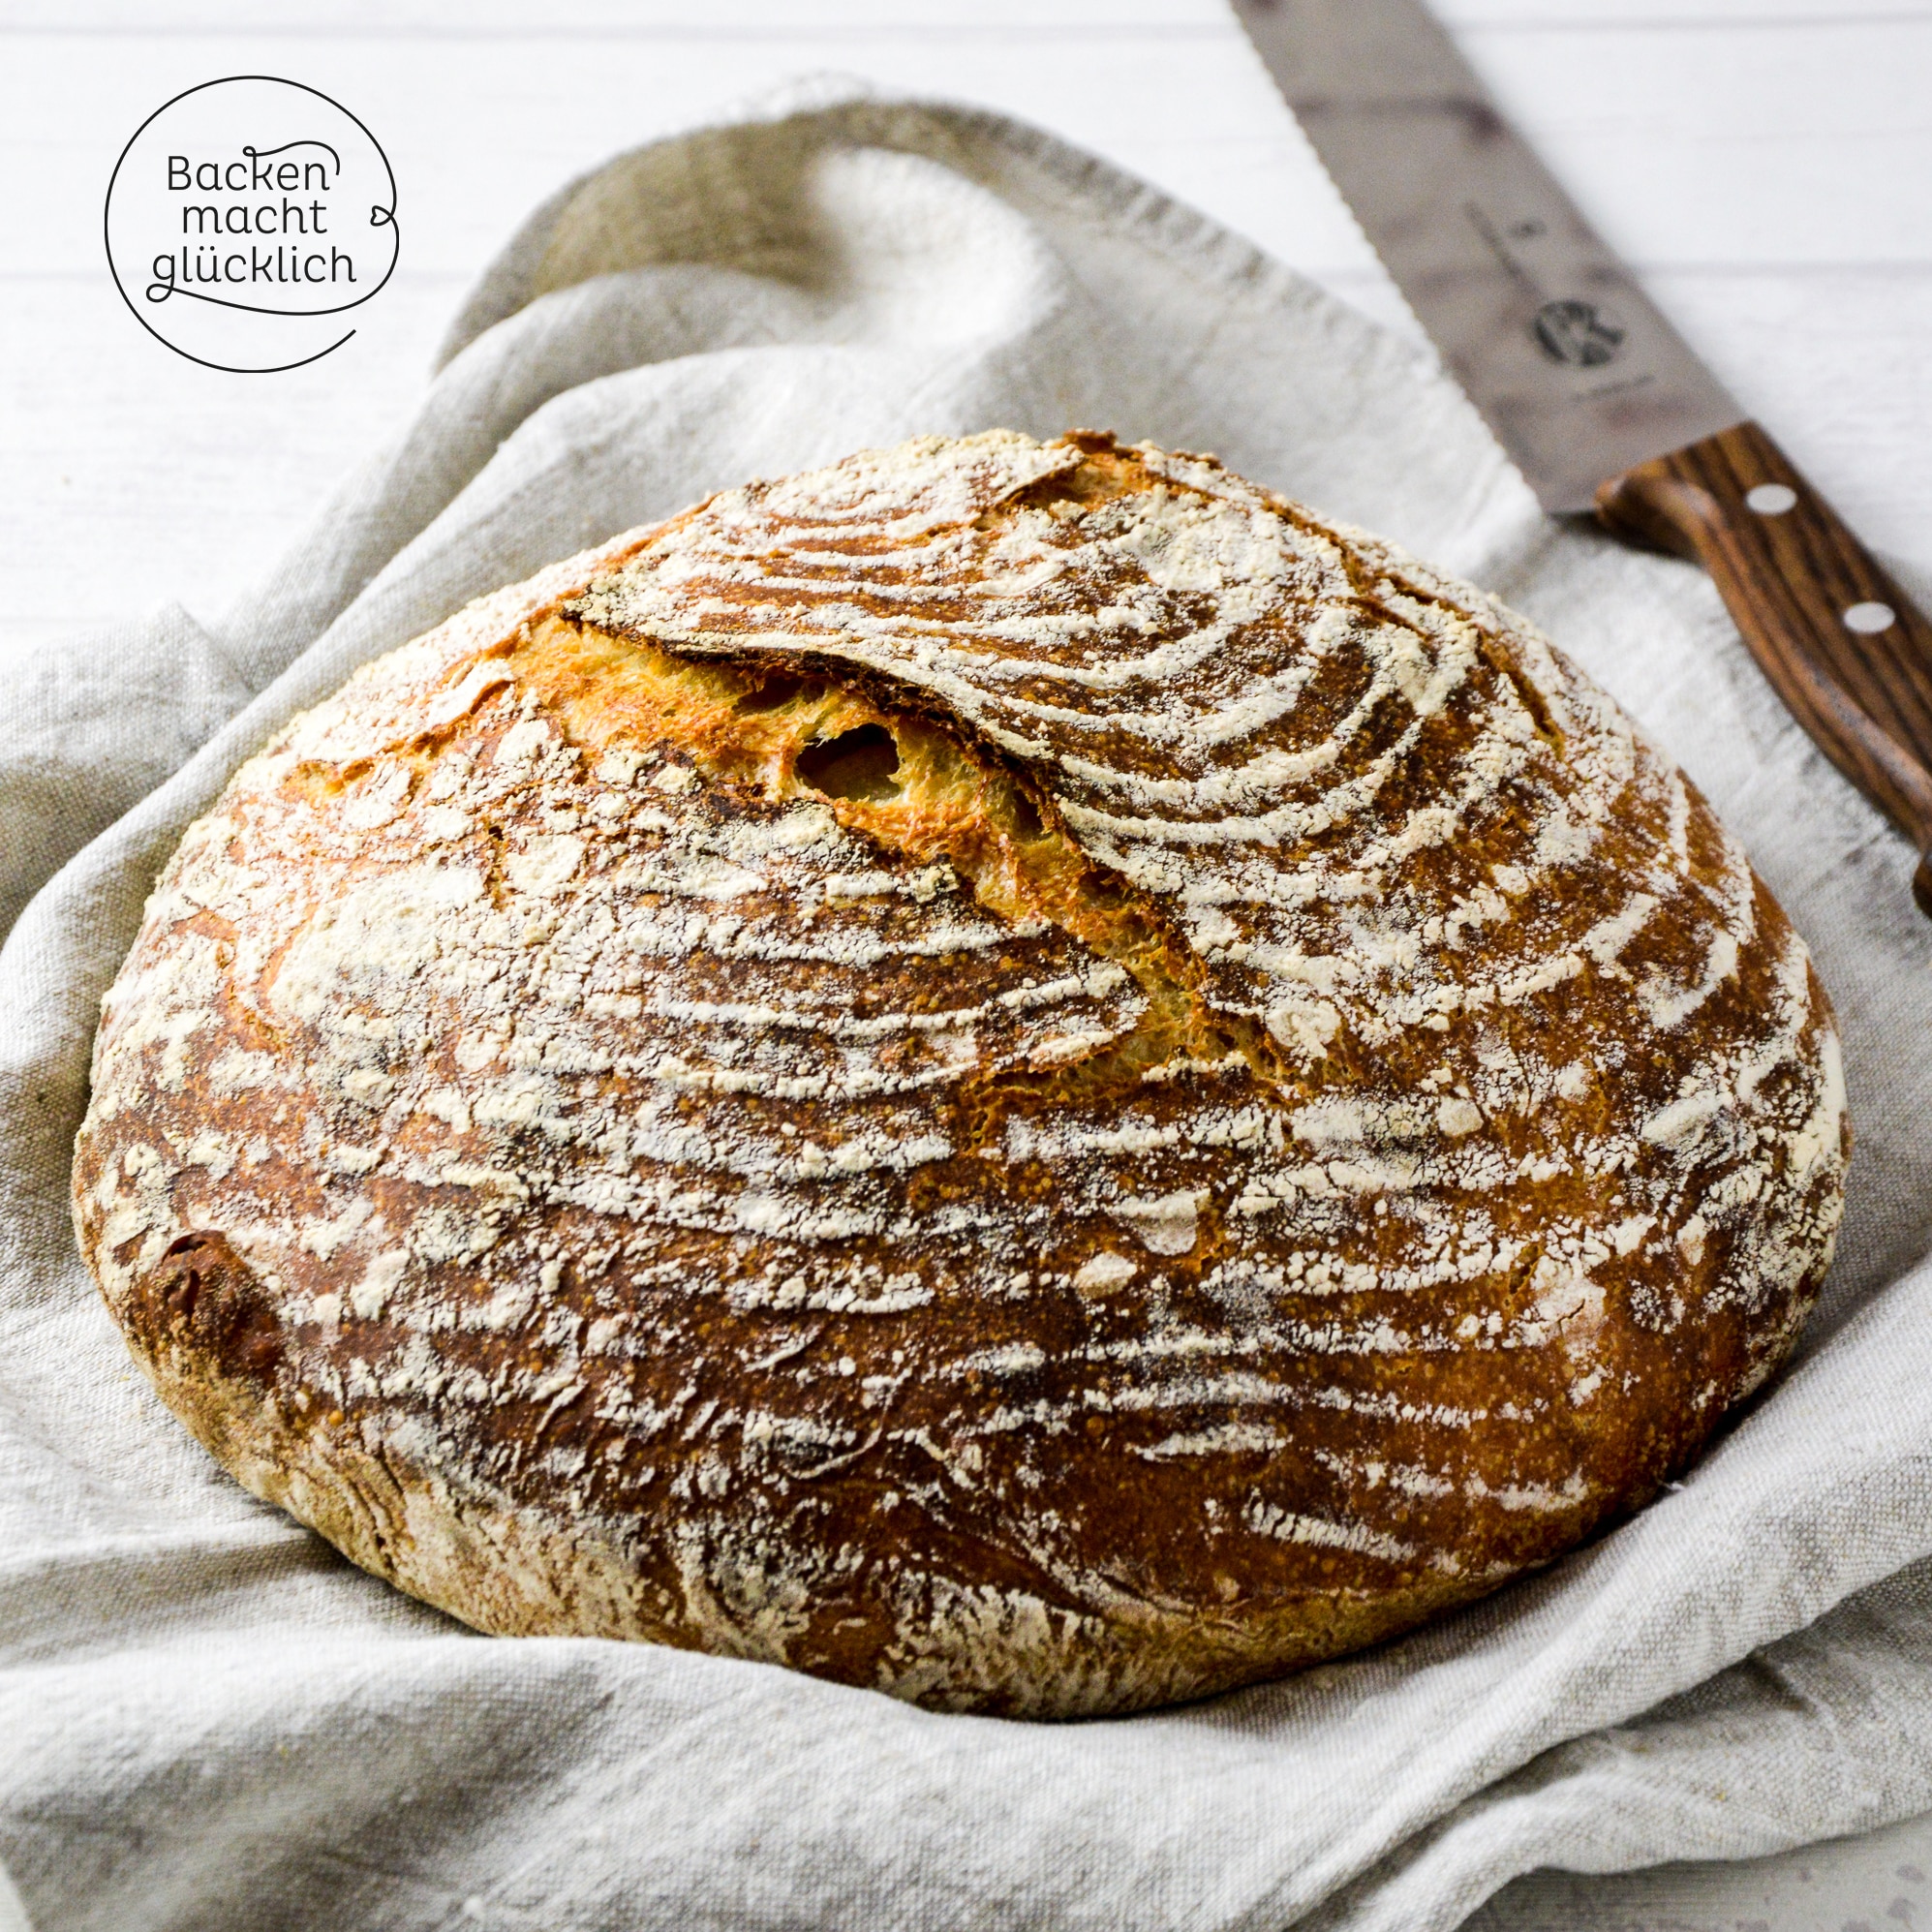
3,2,1926,658
12,1,1932,24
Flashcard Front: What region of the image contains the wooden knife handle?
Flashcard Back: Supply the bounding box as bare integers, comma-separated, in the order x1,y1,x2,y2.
1596,418,1932,918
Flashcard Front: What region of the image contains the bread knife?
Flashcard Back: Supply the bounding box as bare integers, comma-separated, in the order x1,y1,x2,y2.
1232,0,1932,917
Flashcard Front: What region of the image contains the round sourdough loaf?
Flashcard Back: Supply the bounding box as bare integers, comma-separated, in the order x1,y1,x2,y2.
73,430,1849,1717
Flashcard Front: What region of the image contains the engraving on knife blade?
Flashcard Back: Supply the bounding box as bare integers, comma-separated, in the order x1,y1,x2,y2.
1533,300,1626,369
1462,201,1628,369
1232,0,1744,508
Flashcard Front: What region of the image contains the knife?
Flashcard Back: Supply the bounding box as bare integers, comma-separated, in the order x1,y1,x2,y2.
1232,0,1932,917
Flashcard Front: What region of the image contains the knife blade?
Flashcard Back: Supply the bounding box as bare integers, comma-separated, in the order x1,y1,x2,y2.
1233,0,1932,916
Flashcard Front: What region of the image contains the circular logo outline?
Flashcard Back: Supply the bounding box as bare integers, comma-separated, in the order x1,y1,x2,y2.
104,75,400,375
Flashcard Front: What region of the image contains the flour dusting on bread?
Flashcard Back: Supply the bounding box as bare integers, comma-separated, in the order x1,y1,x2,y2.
73,431,1848,1717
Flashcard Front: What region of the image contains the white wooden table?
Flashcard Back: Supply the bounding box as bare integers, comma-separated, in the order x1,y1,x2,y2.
3,3,1928,1926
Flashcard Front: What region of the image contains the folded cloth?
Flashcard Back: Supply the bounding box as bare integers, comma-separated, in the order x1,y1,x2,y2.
4,85,1930,1932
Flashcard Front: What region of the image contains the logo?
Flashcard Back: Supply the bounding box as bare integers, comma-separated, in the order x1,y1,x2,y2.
1531,298,1625,369
105,77,397,373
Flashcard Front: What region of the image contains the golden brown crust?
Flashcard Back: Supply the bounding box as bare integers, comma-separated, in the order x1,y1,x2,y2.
72,431,1849,1717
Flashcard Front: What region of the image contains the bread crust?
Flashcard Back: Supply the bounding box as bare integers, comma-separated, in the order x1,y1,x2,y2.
73,431,1849,1717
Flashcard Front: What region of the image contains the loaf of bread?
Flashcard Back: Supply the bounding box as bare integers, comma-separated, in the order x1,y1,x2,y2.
73,430,1849,1717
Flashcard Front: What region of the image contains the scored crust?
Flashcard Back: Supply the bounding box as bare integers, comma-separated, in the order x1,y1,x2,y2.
73,431,1849,1718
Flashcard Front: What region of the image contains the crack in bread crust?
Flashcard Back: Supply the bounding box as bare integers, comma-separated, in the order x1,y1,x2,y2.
73,431,1849,1718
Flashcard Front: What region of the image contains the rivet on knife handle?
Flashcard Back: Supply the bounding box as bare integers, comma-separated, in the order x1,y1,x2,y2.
1596,422,1932,917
